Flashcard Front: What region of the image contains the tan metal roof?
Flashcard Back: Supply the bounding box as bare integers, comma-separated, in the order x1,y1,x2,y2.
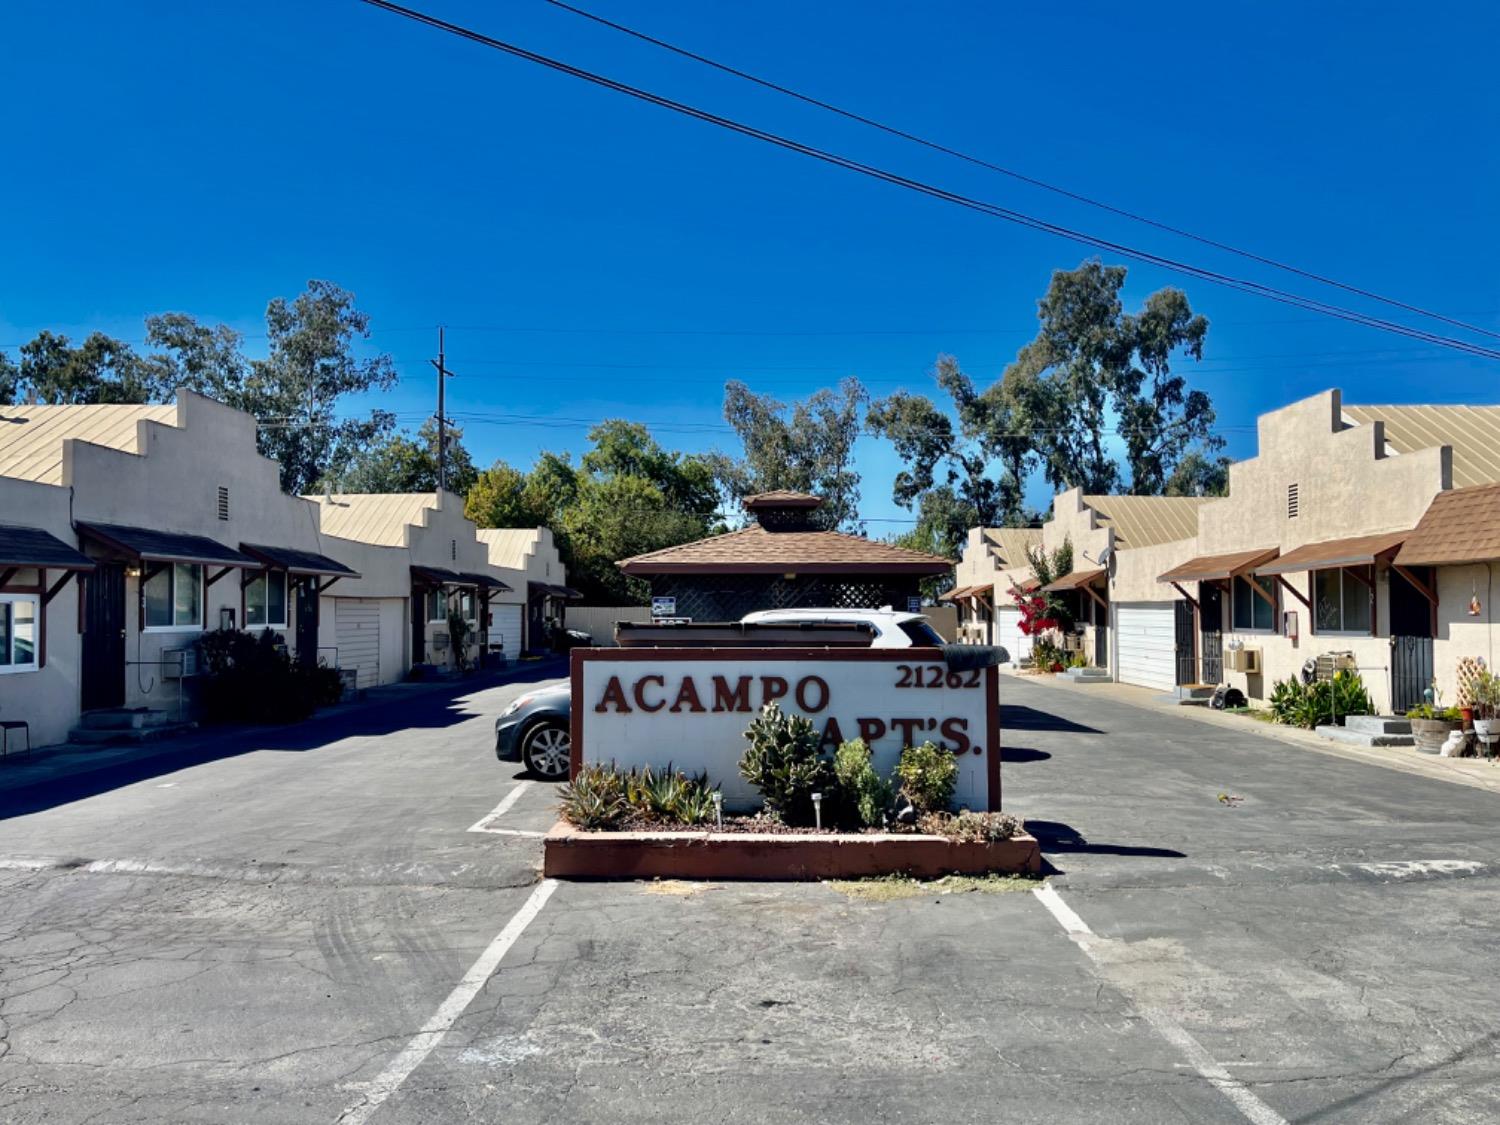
1255,530,1409,576
1160,547,1279,584
1343,404,1500,490
617,525,952,576
0,403,178,484
1396,482,1500,566
1081,495,1210,549
305,493,439,547
476,527,543,570
980,527,1043,567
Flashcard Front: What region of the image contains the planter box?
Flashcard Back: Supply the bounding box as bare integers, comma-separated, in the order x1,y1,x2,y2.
1409,718,1459,754
543,822,1042,881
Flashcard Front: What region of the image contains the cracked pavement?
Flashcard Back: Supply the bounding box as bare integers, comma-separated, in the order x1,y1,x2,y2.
2,671,1498,1122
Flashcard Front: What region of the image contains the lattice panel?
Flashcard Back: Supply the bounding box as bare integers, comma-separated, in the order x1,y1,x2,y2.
651,575,920,621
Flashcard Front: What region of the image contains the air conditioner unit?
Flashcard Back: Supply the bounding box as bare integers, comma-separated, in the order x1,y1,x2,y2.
1227,647,1261,675
1314,652,1357,681
161,647,199,679
431,631,449,651
1062,633,1084,653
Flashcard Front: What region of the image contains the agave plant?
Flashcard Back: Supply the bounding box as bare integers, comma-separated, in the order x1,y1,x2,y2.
558,764,628,829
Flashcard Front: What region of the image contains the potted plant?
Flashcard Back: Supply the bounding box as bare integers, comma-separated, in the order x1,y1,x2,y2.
1472,670,1500,757
1456,656,1487,729
1406,687,1463,754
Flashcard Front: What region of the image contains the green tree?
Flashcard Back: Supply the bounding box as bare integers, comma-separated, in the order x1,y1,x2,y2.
0,350,17,404
464,422,719,605
1016,260,1215,494
149,280,399,494
866,356,1038,551
328,419,477,495
12,330,171,404
1164,448,1231,497
710,377,867,531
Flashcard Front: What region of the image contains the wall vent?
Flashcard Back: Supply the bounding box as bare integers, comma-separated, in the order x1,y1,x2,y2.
217,486,230,521
451,538,457,561
1287,483,1299,519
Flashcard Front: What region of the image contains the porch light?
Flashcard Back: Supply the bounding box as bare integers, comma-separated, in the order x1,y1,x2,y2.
125,564,142,579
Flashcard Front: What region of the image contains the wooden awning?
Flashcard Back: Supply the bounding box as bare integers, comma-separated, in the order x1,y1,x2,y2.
1159,547,1278,584
1041,567,1106,593
241,542,361,579
939,583,991,602
460,571,513,591
0,525,96,571
76,522,257,568
411,565,465,586
1254,531,1408,576
529,581,583,600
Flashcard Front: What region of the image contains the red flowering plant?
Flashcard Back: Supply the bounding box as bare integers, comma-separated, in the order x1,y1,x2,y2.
1012,540,1076,671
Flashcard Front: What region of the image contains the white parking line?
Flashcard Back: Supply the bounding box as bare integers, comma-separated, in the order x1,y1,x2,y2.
467,781,533,833
1032,883,1288,1125
338,877,559,1125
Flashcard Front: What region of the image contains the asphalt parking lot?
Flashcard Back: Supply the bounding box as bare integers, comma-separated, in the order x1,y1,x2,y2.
2,671,1499,1123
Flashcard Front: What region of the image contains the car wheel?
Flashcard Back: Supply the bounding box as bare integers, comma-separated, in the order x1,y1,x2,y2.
521,722,571,781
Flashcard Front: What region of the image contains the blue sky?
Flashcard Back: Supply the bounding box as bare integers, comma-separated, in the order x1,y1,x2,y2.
3,1,1497,527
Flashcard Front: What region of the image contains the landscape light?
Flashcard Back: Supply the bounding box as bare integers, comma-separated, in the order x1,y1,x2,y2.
811,792,823,831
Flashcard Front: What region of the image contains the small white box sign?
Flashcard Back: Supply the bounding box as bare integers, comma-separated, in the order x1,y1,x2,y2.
571,649,999,811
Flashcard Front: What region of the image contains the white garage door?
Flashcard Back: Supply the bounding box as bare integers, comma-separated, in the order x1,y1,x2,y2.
335,599,383,690
489,603,524,658
995,607,1031,666
1115,603,1177,691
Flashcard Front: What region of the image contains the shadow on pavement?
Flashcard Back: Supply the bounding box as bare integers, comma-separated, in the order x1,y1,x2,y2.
0,662,567,821
1002,705,1102,734
1025,819,1186,859
1002,746,1052,763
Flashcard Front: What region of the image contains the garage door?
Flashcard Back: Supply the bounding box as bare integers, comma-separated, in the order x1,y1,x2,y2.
335,599,382,690
1115,603,1177,691
995,607,1031,666
489,602,524,658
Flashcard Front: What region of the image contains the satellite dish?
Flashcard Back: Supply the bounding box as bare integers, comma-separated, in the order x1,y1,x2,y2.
1097,544,1114,566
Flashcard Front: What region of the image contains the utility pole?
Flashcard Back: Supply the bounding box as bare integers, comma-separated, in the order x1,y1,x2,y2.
430,326,450,493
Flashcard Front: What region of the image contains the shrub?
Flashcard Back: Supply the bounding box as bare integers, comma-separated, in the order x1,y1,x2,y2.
1269,671,1372,729
623,764,718,824
1067,652,1088,670
833,739,892,828
1032,635,1064,672
918,810,1022,843
895,741,958,814
1407,702,1462,723
738,702,835,826
559,764,629,829
197,627,338,724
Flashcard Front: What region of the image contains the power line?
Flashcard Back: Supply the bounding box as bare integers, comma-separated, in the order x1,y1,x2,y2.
352,0,1500,362
539,0,1500,343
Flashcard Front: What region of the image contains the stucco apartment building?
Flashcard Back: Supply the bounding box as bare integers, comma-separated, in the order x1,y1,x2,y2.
0,391,534,747
1157,390,1500,713
947,527,1042,656
475,528,575,656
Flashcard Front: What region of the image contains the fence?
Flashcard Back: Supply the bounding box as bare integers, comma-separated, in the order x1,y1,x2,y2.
567,605,653,646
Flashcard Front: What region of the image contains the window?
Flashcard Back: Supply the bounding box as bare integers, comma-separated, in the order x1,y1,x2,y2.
426,588,447,623
0,596,38,673
898,620,945,646
143,564,204,629
1287,483,1299,519
1314,568,1372,634
1231,574,1276,632
459,590,476,621
245,571,288,628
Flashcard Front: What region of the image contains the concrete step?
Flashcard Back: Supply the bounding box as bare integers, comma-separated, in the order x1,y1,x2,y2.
1343,714,1413,736
1316,724,1415,748
66,721,197,746
1060,666,1111,683
78,707,176,731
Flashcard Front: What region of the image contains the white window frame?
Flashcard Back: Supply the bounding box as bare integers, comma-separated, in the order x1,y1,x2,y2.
460,589,477,623
0,593,40,675
426,588,449,624
1231,574,1278,634
1312,567,1373,636
143,563,205,633
245,570,289,630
